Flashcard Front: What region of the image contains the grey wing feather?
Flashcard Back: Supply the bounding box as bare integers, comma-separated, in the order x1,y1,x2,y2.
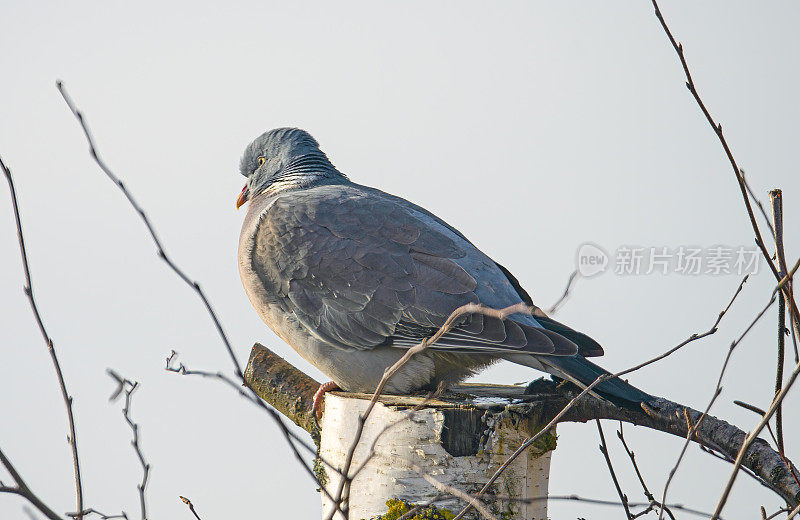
250,185,577,356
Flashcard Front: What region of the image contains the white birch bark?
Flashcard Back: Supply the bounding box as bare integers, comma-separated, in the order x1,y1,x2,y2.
319,392,554,520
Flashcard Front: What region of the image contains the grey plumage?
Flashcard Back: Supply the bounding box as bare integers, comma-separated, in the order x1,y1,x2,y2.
237,128,651,405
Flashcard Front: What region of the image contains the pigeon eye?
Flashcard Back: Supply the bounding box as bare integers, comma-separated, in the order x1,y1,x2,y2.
257,156,266,167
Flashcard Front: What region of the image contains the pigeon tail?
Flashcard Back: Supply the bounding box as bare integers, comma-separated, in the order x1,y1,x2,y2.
532,355,653,410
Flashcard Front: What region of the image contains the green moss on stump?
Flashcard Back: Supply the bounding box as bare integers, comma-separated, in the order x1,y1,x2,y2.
367,499,455,520
531,431,557,454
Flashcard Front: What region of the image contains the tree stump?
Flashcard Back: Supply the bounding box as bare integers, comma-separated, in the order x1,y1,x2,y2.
318,388,555,520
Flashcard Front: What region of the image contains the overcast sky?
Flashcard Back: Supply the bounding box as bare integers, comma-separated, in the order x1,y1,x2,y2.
2,1,799,519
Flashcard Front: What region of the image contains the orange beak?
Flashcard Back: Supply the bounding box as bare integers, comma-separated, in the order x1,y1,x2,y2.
236,184,250,209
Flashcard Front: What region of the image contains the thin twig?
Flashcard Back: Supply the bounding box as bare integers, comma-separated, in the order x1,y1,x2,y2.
764,507,792,520
164,352,347,517
659,278,789,518
617,424,652,501
603,274,748,380
383,493,713,519
179,496,202,520
777,294,787,442
649,0,800,369
348,383,445,480
164,351,325,464
453,382,602,520
704,260,800,517
732,401,800,489
395,505,425,520
413,465,499,520
1,154,84,518
616,424,676,520
56,80,241,378
507,495,713,518
546,269,579,315
596,420,632,519
712,352,800,517
657,387,721,520
68,509,128,520
646,4,800,511
0,447,62,520
698,442,774,488
771,189,791,456
107,371,149,520
741,169,775,239
770,189,799,363
392,495,451,520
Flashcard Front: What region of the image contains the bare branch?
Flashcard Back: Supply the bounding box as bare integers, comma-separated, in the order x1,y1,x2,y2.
165,351,322,459
712,355,800,517
704,261,800,516
241,345,321,439
770,190,795,340
68,509,128,520
740,169,776,238
596,421,632,519
514,495,713,518
649,0,800,376
646,6,800,510
546,269,579,315
0,447,62,520
616,424,652,501
776,293,787,447
1,154,84,517
107,372,149,520
768,507,792,520
522,374,800,504
617,424,676,520
771,189,794,455
164,352,347,517
56,80,241,379
658,274,793,518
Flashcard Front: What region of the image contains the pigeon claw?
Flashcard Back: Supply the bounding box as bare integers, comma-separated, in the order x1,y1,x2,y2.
312,381,340,421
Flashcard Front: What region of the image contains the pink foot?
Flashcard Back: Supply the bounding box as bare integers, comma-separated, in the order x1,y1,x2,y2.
312,381,340,420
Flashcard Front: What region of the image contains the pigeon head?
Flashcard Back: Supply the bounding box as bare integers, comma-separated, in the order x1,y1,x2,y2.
236,128,343,208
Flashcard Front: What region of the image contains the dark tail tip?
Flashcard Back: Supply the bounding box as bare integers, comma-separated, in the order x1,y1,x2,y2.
543,356,653,409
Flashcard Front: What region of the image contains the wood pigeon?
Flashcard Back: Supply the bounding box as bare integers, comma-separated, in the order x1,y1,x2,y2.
236,128,651,413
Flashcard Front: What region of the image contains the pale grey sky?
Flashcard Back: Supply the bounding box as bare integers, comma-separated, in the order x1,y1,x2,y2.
1,1,799,519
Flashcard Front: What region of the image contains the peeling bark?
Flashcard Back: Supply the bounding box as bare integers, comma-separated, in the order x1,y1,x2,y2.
318,393,552,520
